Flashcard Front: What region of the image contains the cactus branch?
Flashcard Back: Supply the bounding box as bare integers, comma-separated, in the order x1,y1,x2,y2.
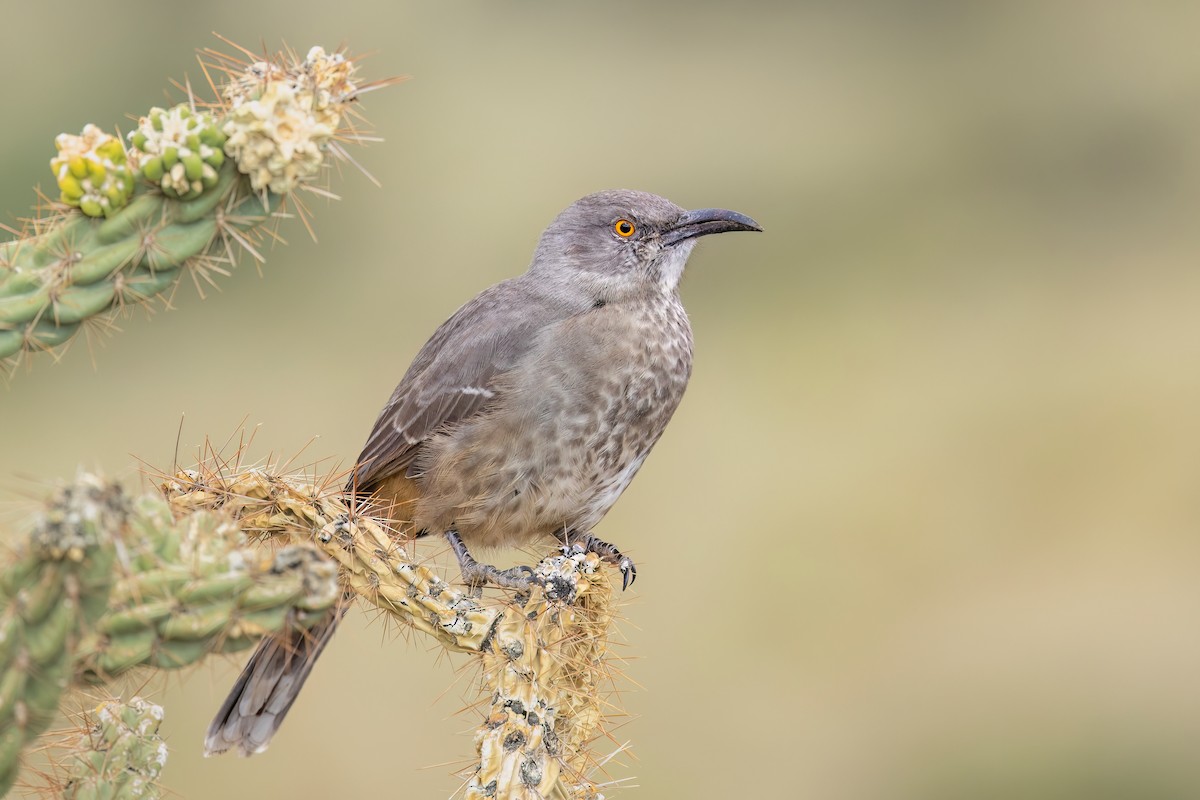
58,697,168,800
161,464,621,799
0,42,401,372
0,475,340,797
0,35,622,800
75,494,339,684
2,463,626,799
0,475,126,797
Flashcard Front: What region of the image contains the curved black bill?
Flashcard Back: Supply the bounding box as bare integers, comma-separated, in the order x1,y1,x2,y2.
662,207,762,246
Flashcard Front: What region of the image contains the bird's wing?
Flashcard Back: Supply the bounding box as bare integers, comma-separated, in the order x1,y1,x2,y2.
348,280,558,493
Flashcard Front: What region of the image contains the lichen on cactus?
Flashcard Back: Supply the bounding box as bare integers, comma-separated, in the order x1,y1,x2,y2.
50,124,136,218
469,548,615,800
60,697,168,800
0,40,398,372
128,104,227,200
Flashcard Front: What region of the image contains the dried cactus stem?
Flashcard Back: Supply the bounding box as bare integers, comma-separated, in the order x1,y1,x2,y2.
3,465,622,798
314,512,502,653
469,551,614,800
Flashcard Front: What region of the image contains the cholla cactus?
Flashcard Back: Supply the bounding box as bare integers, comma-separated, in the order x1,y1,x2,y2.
0,475,341,796
0,40,398,372
161,463,623,799
2,460,626,798
0,476,127,796
2,36,629,799
60,697,168,800
469,548,616,799
76,495,340,682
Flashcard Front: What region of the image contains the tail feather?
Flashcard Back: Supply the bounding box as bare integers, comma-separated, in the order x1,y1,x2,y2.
205,603,345,756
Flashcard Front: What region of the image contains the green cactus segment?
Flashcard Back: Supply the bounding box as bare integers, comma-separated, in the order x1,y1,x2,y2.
0,477,339,793
61,697,167,800
0,161,274,364
75,497,339,680
0,476,127,796
50,125,136,218
223,45,358,193
129,105,227,200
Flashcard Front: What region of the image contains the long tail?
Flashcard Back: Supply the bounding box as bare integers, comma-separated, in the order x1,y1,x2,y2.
204,601,346,756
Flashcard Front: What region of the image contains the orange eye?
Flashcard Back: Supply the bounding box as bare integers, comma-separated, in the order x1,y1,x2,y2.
614,219,635,237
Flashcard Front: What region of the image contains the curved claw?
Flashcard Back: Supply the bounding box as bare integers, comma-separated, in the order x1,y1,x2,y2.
560,530,639,591
619,557,637,591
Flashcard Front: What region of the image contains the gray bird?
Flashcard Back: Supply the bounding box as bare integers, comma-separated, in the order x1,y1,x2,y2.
205,189,760,756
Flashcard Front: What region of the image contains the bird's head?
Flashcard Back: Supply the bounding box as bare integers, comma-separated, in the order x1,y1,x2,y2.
529,189,761,301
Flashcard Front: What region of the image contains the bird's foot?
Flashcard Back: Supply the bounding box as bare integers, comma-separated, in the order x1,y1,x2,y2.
445,529,539,593
562,531,637,590
462,562,538,591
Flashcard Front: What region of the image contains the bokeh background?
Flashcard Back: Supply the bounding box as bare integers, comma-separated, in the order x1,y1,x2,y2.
4,1,1200,797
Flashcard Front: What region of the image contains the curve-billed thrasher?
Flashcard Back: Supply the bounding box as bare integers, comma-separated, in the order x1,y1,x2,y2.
205,189,760,756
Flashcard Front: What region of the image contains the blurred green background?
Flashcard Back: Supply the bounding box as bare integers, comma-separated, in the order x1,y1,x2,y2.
4,1,1200,798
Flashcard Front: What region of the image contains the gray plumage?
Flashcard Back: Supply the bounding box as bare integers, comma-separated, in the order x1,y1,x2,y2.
205,189,760,757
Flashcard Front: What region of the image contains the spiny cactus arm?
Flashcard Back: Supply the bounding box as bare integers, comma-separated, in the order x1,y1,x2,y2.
75,494,339,683
0,43,399,370
0,164,270,362
0,476,127,797
163,469,504,652
0,479,340,797
161,467,619,799
471,550,615,800
59,697,168,800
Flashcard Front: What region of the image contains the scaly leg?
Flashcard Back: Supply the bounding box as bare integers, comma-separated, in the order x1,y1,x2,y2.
445,528,537,590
